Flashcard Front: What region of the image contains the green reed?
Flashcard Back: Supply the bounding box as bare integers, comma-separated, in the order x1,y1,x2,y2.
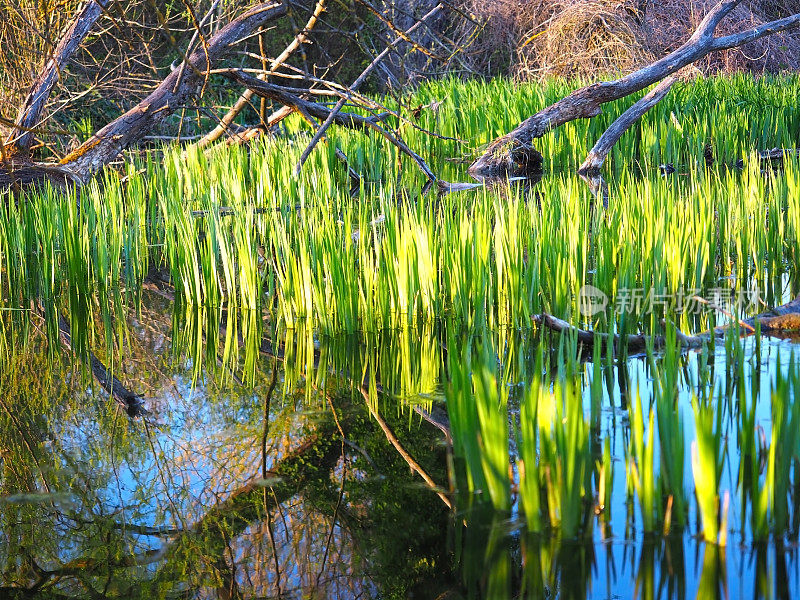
535,359,592,540
3,76,800,361
3,76,800,548
446,340,509,511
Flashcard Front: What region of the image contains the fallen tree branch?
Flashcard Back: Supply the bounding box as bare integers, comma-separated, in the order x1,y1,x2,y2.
533,294,800,354
0,155,81,190
293,2,444,178
532,313,705,354
196,0,327,148
0,0,449,191
0,1,289,190
469,0,800,179
578,77,677,206
61,2,288,183
255,63,464,144
224,69,438,180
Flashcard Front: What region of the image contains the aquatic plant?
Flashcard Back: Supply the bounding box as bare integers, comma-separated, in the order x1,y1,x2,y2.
446,341,510,512
3,76,800,552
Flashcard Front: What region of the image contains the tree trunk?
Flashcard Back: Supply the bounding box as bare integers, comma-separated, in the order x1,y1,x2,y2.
1,1,288,190
5,0,111,155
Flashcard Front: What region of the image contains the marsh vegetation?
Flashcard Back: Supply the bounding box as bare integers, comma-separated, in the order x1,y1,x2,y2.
2,72,800,598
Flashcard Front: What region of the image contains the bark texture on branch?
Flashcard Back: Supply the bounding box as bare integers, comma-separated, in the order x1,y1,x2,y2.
469,0,800,179
6,0,111,155
56,2,287,184
578,76,677,206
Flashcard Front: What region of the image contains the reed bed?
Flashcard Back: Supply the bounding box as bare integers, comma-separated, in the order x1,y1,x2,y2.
2,76,800,546
3,76,799,349
440,324,800,546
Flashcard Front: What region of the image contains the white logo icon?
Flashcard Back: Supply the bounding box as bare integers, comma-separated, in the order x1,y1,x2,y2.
578,285,608,317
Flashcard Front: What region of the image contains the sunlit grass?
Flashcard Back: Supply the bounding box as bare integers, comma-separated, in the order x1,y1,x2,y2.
3,76,800,351
2,76,800,547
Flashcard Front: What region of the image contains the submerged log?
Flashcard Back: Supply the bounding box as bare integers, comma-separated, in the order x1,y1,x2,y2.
758,148,800,164
56,313,147,416
534,295,800,355
757,312,800,331
739,296,800,331
531,313,705,354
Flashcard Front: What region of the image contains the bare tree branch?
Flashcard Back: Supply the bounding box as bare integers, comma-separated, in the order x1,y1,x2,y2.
197,0,328,148
224,69,438,180
578,76,677,206
293,2,444,178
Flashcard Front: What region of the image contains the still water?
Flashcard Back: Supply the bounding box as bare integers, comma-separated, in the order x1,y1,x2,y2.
1,284,800,599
